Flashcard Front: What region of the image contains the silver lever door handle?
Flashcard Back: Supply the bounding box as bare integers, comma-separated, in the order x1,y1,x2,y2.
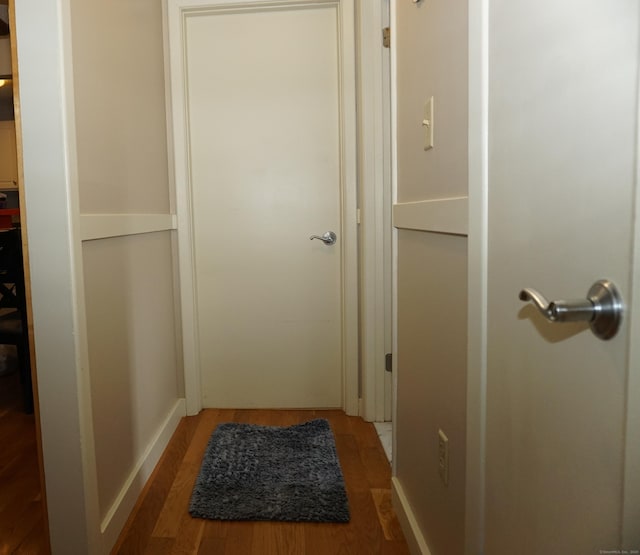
518,279,623,340
309,231,337,246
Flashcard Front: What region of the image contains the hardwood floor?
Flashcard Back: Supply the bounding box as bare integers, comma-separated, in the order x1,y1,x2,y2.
113,409,409,555
0,367,47,555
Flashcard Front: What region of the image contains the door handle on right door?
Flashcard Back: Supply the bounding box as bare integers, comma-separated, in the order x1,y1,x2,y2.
309,231,337,246
519,279,623,340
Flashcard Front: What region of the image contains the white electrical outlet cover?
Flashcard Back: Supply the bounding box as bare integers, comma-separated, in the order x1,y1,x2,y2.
423,96,434,150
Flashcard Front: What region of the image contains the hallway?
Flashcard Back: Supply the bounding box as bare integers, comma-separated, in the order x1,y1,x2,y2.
113,410,407,555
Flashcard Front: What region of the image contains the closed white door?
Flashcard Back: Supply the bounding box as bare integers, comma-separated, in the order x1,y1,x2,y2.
486,1,639,551
182,2,355,409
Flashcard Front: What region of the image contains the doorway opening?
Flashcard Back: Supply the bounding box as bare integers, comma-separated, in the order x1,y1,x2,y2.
0,2,48,551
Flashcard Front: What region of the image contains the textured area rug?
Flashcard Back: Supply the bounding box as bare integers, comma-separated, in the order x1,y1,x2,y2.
189,419,350,523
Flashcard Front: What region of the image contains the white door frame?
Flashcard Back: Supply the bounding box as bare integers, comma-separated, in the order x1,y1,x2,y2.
14,1,100,553
622,21,640,547
167,0,359,416
624,120,640,546
465,0,488,552
358,0,393,423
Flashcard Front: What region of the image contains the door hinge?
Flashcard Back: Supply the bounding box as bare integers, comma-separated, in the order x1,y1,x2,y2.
385,353,392,372
382,27,391,49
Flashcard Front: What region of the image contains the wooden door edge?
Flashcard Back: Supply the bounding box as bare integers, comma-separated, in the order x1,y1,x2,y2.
9,1,52,551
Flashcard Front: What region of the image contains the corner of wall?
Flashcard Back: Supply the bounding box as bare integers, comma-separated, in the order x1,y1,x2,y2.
100,399,186,552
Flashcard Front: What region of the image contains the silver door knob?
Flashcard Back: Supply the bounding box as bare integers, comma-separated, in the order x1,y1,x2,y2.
519,279,623,340
309,231,337,246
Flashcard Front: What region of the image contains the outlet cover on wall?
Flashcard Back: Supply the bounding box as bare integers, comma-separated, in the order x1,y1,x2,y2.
438,428,449,486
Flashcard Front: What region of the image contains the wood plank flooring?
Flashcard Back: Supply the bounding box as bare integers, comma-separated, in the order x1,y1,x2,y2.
0,368,48,555
113,410,408,555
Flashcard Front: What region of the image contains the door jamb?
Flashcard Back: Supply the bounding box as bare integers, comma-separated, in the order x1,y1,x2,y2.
14,0,101,552
357,0,393,423
167,0,359,416
622,45,640,547
465,0,488,553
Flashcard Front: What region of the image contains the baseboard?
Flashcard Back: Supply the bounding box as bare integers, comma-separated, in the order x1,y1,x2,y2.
391,476,433,555
99,398,187,550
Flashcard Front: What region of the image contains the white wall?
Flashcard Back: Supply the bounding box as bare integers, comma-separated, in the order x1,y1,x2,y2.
396,231,468,554
69,0,171,214
69,0,183,549
15,0,184,552
392,0,469,553
83,233,179,524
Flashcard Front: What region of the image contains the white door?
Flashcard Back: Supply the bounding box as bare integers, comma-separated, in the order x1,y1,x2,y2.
485,1,639,551
175,1,357,409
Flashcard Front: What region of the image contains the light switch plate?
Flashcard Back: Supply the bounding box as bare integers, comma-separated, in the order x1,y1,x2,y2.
423,96,434,150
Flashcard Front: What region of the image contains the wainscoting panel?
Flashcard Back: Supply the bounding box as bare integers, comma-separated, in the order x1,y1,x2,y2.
80,213,177,241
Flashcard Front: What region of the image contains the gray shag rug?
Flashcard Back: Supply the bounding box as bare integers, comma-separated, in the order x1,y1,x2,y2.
189,419,350,523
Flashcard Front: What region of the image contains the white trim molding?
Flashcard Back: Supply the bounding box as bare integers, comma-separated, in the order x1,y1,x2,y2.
338,0,360,417
393,197,468,236
99,399,186,548
465,0,488,552
622,27,640,547
15,0,101,552
167,0,201,415
358,0,392,422
79,213,177,241
390,0,399,477
392,477,433,555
